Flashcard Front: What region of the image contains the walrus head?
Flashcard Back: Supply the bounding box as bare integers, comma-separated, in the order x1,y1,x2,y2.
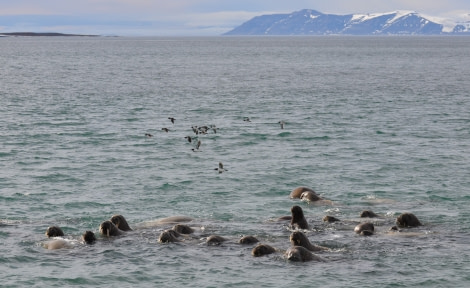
110,215,132,231
360,210,379,218
285,246,313,262
158,230,181,243
354,222,375,235
291,205,309,229
206,235,227,245
300,191,321,202
290,186,316,199
99,221,121,237
45,226,65,238
82,230,96,244
323,215,340,223
238,235,259,245
289,231,310,247
172,224,194,234
252,244,276,257
396,213,422,228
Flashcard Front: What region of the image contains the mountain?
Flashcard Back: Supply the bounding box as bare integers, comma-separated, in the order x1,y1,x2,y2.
224,9,470,35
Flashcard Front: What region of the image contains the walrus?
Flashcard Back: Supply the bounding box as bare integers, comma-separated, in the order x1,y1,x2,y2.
158,230,181,243
276,215,292,221
300,191,322,202
110,214,132,231
45,226,65,238
285,246,321,262
360,210,379,218
291,205,309,230
43,239,75,250
172,224,194,234
354,222,375,236
238,235,259,245
396,213,422,228
289,231,328,252
290,186,318,199
138,216,194,228
252,244,276,257
323,215,341,223
206,235,227,245
99,220,122,237
82,231,96,244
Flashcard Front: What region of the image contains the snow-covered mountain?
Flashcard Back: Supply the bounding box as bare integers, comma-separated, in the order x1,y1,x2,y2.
224,9,470,35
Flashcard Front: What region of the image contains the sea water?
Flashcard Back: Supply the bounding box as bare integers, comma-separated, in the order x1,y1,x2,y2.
1,36,470,287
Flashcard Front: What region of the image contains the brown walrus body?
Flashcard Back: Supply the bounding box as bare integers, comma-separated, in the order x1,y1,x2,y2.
100,220,122,237
354,222,375,236
172,224,194,234
238,235,259,244
290,186,318,199
158,230,182,243
360,210,380,218
252,244,276,257
45,226,65,238
300,191,322,202
323,215,340,223
290,231,328,252
110,214,133,231
396,213,422,228
206,235,227,245
291,205,309,230
82,231,97,244
285,246,316,262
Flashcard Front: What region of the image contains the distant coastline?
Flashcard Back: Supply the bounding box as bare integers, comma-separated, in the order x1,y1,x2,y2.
0,32,99,37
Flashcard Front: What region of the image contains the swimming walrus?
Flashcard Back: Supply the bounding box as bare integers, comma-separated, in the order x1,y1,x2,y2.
238,235,259,245
45,226,65,238
323,215,341,223
172,224,194,234
99,220,122,237
252,244,276,257
158,229,182,243
43,238,75,250
82,231,97,244
300,191,322,202
291,205,309,230
396,213,422,228
285,246,324,262
206,235,227,245
360,210,380,218
354,222,375,236
110,214,133,231
290,186,318,199
138,216,194,228
289,231,328,252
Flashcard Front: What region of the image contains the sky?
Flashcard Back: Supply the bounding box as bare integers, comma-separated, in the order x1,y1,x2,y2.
1,0,470,36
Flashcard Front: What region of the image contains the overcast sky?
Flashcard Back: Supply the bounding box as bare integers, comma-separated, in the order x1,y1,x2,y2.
1,0,470,35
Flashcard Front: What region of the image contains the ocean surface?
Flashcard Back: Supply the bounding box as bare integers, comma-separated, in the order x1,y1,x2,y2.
1,36,470,287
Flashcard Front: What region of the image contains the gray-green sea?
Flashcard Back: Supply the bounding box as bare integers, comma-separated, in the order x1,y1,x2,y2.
1,36,470,287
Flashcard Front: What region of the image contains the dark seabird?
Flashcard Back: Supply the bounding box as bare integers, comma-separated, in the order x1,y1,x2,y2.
168,117,175,124
211,125,217,134
161,128,170,133
243,117,251,122
214,162,227,173
192,140,201,152
184,136,192,143
278,121,285,129
192,126,199,135
198,126,209,134
145,133,153,137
